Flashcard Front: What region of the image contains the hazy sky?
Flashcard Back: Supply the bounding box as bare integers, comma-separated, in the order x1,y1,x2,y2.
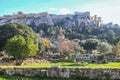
0,0,120,24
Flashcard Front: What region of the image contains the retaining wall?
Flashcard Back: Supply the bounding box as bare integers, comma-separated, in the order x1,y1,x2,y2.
0,68,120,79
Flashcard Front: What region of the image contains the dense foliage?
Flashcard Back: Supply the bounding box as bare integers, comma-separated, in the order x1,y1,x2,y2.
81,39,100,50
0,23,38,51
112,42,120,57
97,42,112,54
1,22,120,59
35,24,120,57
37,25,120,45
6,35,38,59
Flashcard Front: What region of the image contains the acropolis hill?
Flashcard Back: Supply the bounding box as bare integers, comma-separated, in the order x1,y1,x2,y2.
0,11,103,32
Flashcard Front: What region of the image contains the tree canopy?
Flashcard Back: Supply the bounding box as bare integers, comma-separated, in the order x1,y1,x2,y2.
112,41,120,57
6,35,38,59
97,42,112,53
0,23,38,51
82,39,100,50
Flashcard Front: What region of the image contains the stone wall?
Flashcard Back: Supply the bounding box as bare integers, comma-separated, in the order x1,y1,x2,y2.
0,67,120,79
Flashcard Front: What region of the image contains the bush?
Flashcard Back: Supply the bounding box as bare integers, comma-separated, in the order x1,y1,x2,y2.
0,23,38,51
6,35,38,65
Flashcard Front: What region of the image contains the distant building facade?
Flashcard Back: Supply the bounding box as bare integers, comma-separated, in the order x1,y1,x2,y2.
74,12,103,27
74,12,90,27
90,15,103,27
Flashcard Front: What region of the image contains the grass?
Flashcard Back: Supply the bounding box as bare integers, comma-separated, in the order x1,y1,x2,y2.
0,62,120,68
53,62,120,68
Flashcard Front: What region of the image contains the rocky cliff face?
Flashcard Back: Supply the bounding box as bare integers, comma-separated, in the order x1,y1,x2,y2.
0,12,90,32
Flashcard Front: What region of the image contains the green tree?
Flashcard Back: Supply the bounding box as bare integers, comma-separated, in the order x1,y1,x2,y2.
0,23,38,51
38,39,45,54
6,35,38,65
112,43,120,57
106,30,115,44
97,42,112,53
82,39,100,50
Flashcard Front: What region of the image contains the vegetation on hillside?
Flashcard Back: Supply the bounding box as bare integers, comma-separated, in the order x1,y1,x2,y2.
37,25,120,45
0,23,120,67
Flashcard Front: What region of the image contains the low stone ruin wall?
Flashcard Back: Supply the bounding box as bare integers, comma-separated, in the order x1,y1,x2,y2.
0,68,120,79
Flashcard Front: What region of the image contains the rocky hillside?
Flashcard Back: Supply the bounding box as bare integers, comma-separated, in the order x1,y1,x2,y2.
0,12,91,32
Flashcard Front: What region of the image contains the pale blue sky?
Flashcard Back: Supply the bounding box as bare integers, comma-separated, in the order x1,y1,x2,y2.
0,0,120,24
